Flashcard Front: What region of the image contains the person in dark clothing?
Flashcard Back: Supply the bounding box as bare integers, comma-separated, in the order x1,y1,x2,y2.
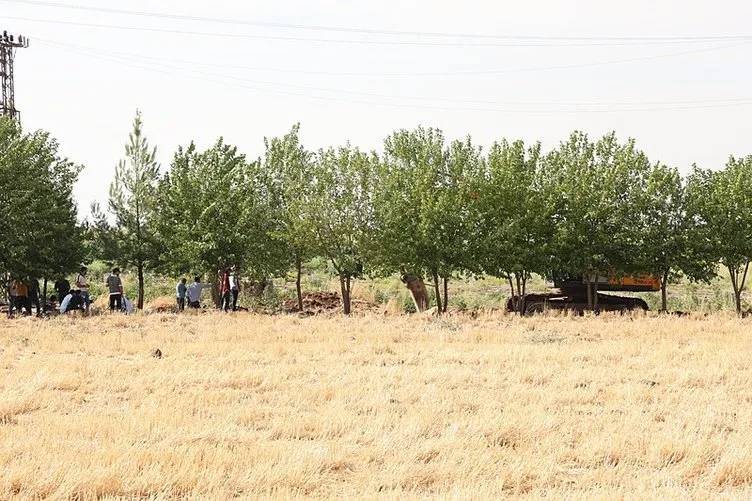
48,295,58,312
105,268,123,312
220,269,231,312
54,278,70,306
229,269,240,311
29,277,41,315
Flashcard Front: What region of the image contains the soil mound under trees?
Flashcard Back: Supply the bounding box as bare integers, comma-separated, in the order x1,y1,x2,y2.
283,291,378,314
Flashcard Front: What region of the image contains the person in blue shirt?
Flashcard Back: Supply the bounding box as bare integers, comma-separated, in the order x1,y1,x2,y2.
176,278,187,311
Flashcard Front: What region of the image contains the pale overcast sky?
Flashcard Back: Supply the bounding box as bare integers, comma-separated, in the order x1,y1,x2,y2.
3,0,751,214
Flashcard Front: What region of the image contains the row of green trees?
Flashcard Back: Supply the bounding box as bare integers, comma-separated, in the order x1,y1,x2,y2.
2,114,750,315
88,114,751,315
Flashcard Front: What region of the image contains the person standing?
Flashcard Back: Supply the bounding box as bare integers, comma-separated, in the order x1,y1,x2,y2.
229,269,240,311
7,278,19,318
220,269,231,312
176,278,187,311
9,278,29,317
106,268,123,312
186,276,209,309
75,266,90,313
29,277,41,316
54,277,70,306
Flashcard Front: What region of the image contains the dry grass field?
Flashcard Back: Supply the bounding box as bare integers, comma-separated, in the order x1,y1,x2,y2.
2,312,752,499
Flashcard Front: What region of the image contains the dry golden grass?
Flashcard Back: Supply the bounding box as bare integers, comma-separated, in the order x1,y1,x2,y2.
1,312,752,499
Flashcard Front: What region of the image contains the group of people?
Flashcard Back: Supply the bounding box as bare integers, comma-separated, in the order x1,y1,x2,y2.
175,268,240,312
52,266,94,315
56,266,133,315
5,268,91,317
5,265,241,317
5,276,41,317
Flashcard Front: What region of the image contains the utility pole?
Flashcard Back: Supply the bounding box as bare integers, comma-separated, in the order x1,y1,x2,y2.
0,31,30,121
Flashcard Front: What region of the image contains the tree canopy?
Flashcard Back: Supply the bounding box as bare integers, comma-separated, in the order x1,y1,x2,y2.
6,114,752,316
0,117,83,287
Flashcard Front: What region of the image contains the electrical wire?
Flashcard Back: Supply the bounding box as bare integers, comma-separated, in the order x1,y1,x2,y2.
4,0,752,43
36,39,752,114
6,15,751,48
33,36,748,78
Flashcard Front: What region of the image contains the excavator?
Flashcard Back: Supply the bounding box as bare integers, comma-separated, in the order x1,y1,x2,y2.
506,274,660,315
400,273,660,315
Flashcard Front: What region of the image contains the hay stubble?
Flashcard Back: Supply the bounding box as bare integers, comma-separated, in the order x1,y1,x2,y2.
1,313,751,499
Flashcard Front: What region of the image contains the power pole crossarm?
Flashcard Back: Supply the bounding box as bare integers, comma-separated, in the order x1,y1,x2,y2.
0,31,30,122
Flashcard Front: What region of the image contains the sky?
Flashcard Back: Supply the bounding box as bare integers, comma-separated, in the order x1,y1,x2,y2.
3,0,751,215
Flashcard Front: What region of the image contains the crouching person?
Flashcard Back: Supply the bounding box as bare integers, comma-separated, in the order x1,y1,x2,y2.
59,289,85,315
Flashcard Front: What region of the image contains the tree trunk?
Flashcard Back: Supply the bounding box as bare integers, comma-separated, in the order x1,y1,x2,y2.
207,270,221,308
660,270,669,313
431,269,443,314
137,263,145,310
729,262,749,316
593,281,599,311
340,275,352,315
295,255,303,312
442,276,448,313
42,278,48,311
741,260,750,316
507,276,516,312
403,275,429,312
586,280,593,310
515,273,524,315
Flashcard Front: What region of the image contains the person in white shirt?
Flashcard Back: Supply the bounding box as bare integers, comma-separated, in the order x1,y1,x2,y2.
186,276,210,308
75,266,90,313
229,270,240,311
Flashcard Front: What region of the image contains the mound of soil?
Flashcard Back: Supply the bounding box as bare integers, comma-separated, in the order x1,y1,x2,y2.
146,296,178,313
283,291,378,314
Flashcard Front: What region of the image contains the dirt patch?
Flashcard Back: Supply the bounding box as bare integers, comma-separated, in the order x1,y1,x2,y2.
145,296,178,314
283,291,378,315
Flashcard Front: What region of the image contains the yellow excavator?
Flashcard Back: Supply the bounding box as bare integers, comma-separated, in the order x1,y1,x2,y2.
507,274,661,315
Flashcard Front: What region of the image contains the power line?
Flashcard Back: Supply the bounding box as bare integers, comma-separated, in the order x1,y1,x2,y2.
6,15,750,48
37,39,752,114
4,0,752,43
34,37,748,78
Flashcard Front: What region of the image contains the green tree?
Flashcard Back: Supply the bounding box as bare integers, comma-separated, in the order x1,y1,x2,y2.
689,158,752,314
373,127,480,313
103,111,162,309
637,164,715,311
305,145,377,314
475,139,553,313
262,124,314,311
544,131,652,309
155,139,286,306
0,117,84,299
